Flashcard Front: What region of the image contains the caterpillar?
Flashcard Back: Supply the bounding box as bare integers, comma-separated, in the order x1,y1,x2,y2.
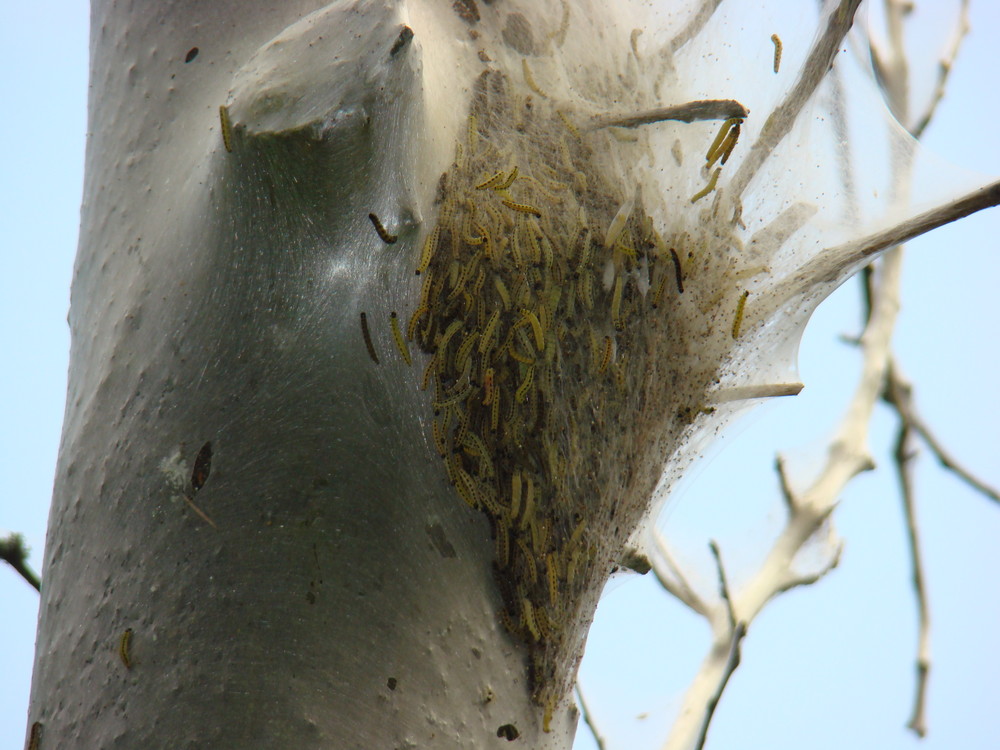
219,105,233,153
518,309,545,351
652,274,669,309
691,167,722,203
493,277,511,309
519,475,535,531
495,521,510,568
705,117,742,165
522,58,549,99
476,170,507,190
437,319,464,352
517,538,538,584
501,199,542,218
611,275,624,330
598,336,612,374
431,417,448,457
604,194,635,249
368,212,397,244
521,598,542,641
479,309,501,354
510,471,522,525
670,247,685,293
416,227,439,275
490,387,501,430
482,367,495,405
515,365,535,403
732,290,750,339
455,331,480,372
718,122,741,166
407,305,428,341
546,553,560,606
389,312,411,365
360,312,379,364
119,627,134,669
494,166,519,192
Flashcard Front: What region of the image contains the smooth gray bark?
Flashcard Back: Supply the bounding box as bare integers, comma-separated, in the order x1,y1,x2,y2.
28,1,574,747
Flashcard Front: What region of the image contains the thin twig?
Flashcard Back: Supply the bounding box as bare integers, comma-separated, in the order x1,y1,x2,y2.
911,425,1000,504
709,382,803,404
880,0,912,123
910,0,970,139
575,683,608,750
862,3,976,735
0,533,41,592
651,527,710,617
889,408,931,738
884,367,999,505
692,621,746,750
774,455,798,512
708,541,735,629
588,100,748,131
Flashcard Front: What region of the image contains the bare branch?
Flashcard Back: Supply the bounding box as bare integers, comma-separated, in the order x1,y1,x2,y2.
648,5,987,749
693,621,746,750
709,383,804,404
575,683,608,750
771,539,843,596
708,541,736,629
658,542,748,750
661,217,905,750
587,100,748,131
0,533,41,592
911,0,970,139
884,366,999,505
651,527,710,617
881,356,998,736
775,454,798,512
889,411,931,738
879,0,912,122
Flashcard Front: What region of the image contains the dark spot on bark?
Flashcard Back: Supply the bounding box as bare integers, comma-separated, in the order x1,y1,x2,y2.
425,523,457,558
387,677,398,690
452,0,480,24
390,26,414,57
306,590,316,604
497,723,520,741
184,47,199,63
502,13,535,56
191,441,212,492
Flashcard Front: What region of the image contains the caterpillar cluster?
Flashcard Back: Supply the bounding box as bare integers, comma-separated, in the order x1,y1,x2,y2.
404,69,695,726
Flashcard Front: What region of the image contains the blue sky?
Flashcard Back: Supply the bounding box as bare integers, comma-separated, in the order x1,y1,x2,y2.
1,2,997,749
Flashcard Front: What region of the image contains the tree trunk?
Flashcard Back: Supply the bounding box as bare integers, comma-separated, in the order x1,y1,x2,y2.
33,1,1000,748
28,1,575,747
